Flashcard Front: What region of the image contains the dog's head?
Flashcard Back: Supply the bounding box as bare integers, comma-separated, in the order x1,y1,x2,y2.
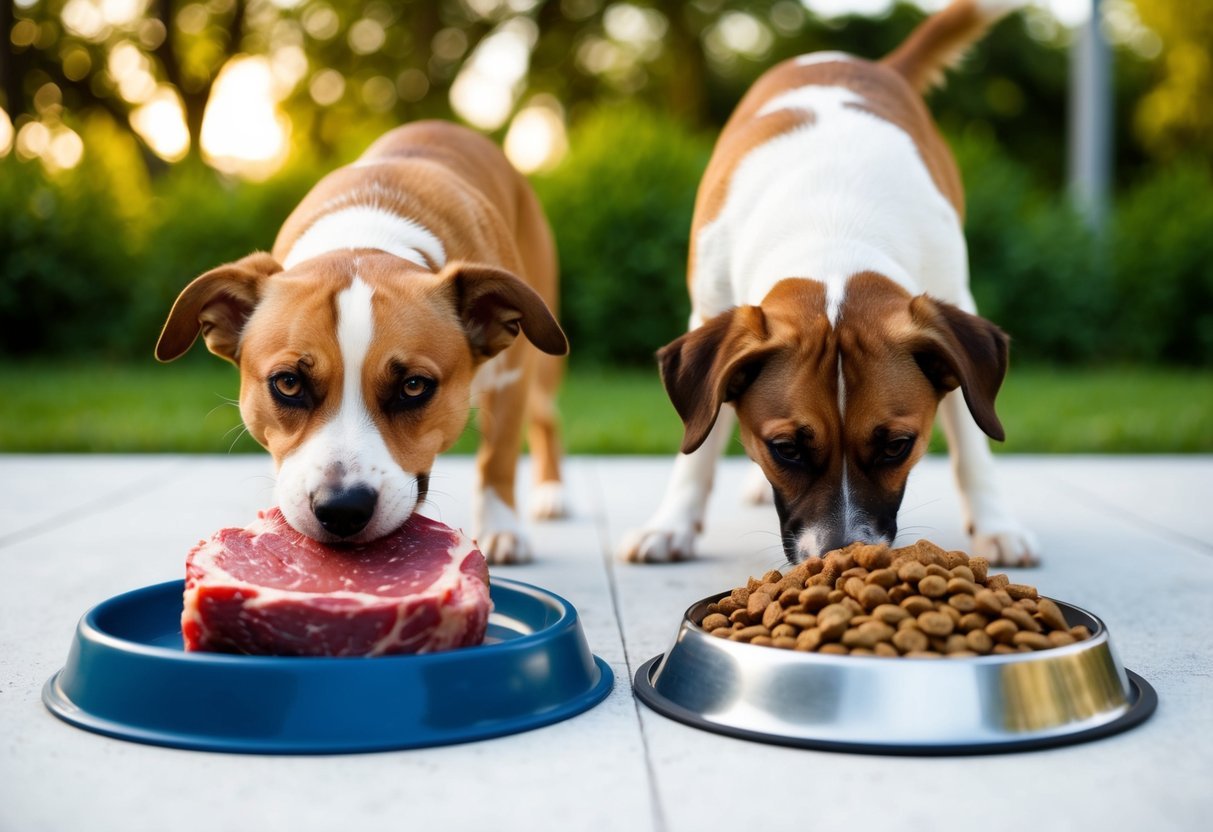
659,274,1007,562
156,251,567,542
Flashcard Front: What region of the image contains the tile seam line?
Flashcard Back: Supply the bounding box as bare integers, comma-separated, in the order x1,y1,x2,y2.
0,459,195,549
1037,469,1213,556
587,460,670,832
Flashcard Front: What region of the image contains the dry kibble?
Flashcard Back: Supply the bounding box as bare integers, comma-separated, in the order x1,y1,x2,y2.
762,601,784,630
901,595,935,616
1006,583,1038,601
1001,606,1042,633
947,593,977,613
859,584,890,610
986,619,1018,644
1037,598,1068,631
1013,631,1052,651
771,623,798,640
714,541,1085,657
873,604,910,625
918,575,948,598
949,565,976,583
965,629,993,654
918,610,954,637
893,627,929,654
898,561,928,584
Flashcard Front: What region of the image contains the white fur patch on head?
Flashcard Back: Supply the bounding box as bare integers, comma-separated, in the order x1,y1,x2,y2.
276,275,419,542
794,51,858,67
283,206,446,271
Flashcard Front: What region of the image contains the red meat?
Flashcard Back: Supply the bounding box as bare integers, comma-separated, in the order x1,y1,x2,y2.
183,509,491,656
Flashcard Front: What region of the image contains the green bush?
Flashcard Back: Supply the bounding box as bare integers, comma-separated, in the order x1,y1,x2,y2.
533,104,711,365
1110,161,1213,365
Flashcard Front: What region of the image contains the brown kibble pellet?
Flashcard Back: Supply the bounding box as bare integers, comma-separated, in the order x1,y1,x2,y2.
784,613,817,629
796,628,823,651
897,561,927,584
991,644,1018,655
805,558,825,576
949,565,976,583
1001,606,1042,633
819,643,849,655
717,597,740,615
843,576,867,600
750,635,773,646
1036,598,1068,631
918,575,948,598
799,585,831,611
874,642,899,657
731,586,752,605
892,627,928,653
772,636,797,649
702,613,729,631
941,550,969,570
818,616,848,641
901,595,935,616
1047,630,1077,647
729,608,753,626
1006,583,1038,601
925,564,952,580
730,625,771,642
771,623,798,640
986,619,1018,644
1016,598,1038,614
968,557,989,584
1013,631,1052,650
762,601,784,630
965,629,993,654
1070,625,1092,641
854,542,893,570
778,587,801,607
994,590,1014,608
827,589,846,604
918,610,954,637
946,577,979,596
762,569,783,585
897,616,919,631
840,567,870,581
710,627,732,638
905,650,942,659
859,584,890,611
938,604,963,626
974,589,1006,616
959,612,990,632
865,568,898,589
986,573,1010,591
947,593,977,613
873,603,909,625
911,539,948,565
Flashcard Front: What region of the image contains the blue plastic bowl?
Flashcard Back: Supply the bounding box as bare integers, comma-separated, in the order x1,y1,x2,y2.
43,578,613,754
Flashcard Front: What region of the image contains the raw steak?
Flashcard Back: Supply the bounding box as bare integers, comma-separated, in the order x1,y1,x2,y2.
183,508,491,656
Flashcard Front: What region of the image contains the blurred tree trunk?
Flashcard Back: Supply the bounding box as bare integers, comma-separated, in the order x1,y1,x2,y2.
0,0,22,115
661,2,708,125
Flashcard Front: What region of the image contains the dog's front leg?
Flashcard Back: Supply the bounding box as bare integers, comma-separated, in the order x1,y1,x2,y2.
473,350,535,564
938,390,1040,566
618,406,736,563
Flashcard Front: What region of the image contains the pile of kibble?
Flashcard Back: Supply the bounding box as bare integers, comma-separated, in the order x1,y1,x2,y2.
701,540,1091,657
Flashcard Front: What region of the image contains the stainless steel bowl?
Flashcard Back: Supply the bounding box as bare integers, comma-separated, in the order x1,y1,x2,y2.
634,594,1155,754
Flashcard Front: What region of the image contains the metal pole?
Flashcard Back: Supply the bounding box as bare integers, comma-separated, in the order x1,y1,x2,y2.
1068,0,1113,229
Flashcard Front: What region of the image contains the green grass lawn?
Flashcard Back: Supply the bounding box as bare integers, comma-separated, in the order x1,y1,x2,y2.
0,360,1210,453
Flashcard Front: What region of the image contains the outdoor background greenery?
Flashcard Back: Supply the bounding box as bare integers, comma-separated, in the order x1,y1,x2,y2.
1,1,1210,452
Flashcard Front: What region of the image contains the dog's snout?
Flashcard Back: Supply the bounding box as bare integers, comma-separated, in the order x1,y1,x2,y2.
312,485,378,538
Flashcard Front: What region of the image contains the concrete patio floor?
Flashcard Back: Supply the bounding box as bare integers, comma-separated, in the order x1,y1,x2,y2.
1,453,1210,832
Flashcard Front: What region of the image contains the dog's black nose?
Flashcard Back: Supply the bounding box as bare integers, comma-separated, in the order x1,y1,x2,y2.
312,485,377,538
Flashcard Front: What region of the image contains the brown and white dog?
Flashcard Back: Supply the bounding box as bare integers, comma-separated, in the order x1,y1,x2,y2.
157,121,568,564
620,0,1039,566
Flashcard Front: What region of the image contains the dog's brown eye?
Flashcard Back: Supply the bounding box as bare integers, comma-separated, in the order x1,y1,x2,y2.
271,373,303,399
401,376,432,398
769,439,802,465
881,436,913,463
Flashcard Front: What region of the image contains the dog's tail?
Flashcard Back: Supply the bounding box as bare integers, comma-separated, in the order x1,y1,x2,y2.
882,0,1021,92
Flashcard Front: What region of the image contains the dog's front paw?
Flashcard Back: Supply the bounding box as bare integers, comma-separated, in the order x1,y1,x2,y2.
971,524,1041,568
618,523,698,564
479,530,533,565
528,480,568,521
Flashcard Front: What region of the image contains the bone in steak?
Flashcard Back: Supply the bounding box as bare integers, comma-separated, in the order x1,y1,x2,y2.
183,508,491,656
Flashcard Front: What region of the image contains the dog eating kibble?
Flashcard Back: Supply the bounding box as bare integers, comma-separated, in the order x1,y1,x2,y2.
702,540,1088,657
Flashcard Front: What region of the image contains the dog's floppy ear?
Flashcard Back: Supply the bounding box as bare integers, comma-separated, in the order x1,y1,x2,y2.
658,306,776,454
439,261,568,359
907,294,1010,441
156,252,282,364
